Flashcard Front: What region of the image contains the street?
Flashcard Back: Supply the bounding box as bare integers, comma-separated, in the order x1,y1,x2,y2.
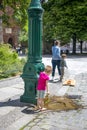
0,55,87,130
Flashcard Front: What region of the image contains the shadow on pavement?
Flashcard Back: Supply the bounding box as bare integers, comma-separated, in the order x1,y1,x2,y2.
0,98,31,108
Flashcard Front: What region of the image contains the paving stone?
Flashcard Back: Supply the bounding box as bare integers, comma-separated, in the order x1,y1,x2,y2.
6,115,36,130
57,85,69,96
0,106,15,116
0,87,23,101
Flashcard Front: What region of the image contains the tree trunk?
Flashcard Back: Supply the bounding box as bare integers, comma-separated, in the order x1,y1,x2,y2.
0,0,3,5
80,40,83,54
0,2,3,44
72,33,76,54
0,18,3,43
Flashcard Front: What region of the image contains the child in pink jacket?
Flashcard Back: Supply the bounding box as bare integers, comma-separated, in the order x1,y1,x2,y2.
36,65,52,111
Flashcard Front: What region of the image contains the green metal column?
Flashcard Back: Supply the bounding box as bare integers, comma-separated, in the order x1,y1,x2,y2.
20,0,45,104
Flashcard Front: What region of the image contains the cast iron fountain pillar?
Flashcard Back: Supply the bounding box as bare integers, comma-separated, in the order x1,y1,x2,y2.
20,0,44,104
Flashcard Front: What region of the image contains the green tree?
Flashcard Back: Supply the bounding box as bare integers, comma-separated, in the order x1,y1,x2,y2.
42,0,87,53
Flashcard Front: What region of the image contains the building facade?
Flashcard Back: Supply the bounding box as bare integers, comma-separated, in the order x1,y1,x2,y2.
0,6,20,48
3,26,20,48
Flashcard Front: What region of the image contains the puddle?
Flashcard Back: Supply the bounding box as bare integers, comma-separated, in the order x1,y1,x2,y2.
44,95,82,111
67,95,82,99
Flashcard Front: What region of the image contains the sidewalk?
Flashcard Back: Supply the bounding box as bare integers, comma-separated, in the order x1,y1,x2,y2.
0,56,87,130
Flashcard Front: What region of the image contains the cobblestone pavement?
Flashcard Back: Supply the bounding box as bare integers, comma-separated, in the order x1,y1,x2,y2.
0,55,87,130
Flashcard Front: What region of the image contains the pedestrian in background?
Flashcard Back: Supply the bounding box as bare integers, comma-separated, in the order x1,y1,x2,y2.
35,65,52,111
60,53,68,81
51,40,61,81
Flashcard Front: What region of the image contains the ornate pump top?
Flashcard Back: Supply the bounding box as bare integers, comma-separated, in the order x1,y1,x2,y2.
29,0,43,10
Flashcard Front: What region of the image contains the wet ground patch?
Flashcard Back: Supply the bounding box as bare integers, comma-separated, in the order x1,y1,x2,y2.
44,94,82,111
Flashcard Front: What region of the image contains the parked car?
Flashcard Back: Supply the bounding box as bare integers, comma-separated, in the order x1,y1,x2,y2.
60,46,70,54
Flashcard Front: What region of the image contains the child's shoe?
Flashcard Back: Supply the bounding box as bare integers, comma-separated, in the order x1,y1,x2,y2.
33,106,41,111
41,107,47,111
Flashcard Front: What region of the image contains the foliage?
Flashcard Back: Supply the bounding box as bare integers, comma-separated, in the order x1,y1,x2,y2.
42,0,87,44
0,0,31,28
18,30,28,45
0,44,26,79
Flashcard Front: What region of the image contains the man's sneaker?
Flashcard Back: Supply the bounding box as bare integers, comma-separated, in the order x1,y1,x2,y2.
52,77,54,81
